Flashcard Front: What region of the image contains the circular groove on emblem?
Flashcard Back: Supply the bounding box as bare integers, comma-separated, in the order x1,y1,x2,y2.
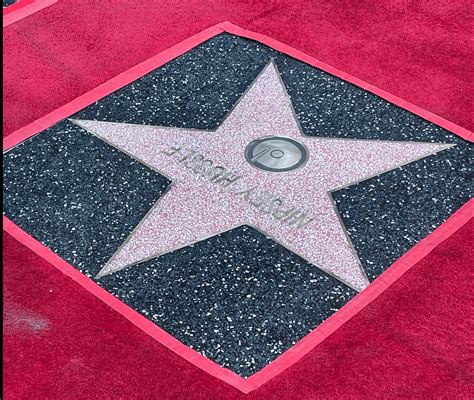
245,136,309,172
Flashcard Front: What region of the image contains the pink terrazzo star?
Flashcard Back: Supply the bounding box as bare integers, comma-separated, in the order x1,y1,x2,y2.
72,62,451,291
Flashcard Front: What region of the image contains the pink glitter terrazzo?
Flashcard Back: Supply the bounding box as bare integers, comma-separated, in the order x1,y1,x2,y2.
72,63,451,291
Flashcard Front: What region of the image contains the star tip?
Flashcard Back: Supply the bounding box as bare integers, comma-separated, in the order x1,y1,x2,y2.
68,118,82,127
438,142,457,152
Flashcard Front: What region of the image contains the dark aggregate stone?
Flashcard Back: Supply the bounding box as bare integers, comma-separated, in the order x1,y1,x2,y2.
3,121,171,277
73,34,271,130
99,225,356,377
331,145,472,281
73,32,472,281
3,0,16,7
3,32,472,377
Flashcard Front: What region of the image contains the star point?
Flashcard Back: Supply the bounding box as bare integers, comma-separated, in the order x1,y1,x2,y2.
72,62,452,291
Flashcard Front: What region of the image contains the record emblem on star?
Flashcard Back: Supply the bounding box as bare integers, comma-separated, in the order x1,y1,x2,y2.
3,24,472,393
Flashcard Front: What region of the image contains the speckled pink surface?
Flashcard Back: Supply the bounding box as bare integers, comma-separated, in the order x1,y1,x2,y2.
73,63,451,291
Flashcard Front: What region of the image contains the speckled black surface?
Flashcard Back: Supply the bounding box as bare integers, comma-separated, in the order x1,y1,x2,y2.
3,0,16,7
73,35,270,129
74,33,472,281
3,32,472,376
74,33,455,143
332,145,472,281
3,121,171,277
277,56,457,142
99,225,356,377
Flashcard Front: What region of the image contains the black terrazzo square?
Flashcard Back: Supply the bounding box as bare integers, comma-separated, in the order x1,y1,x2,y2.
3,32,472,380
332,145,472,281
3,0,17,7
99,225,357,377
3,120,171,277
72,33,472,281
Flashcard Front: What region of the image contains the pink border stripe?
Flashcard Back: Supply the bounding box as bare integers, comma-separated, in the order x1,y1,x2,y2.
221,22,474,143
2,216,252,393
4,21,473,152
3,0,57,27
247,198,473,389
3,23,224,151
3,200,472,393
3,22,473,393
3,0,36,15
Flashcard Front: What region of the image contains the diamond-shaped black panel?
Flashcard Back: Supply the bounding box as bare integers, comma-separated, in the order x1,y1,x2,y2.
3,120,171,277
99,225,356,377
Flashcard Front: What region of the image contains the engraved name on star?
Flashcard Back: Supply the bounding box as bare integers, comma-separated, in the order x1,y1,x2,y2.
71,62,452,291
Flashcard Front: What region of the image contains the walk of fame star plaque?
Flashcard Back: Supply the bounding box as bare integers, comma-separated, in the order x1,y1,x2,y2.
3,23,472,393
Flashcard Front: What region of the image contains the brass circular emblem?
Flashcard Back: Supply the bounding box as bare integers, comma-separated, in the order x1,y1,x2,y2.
245,136,309,172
